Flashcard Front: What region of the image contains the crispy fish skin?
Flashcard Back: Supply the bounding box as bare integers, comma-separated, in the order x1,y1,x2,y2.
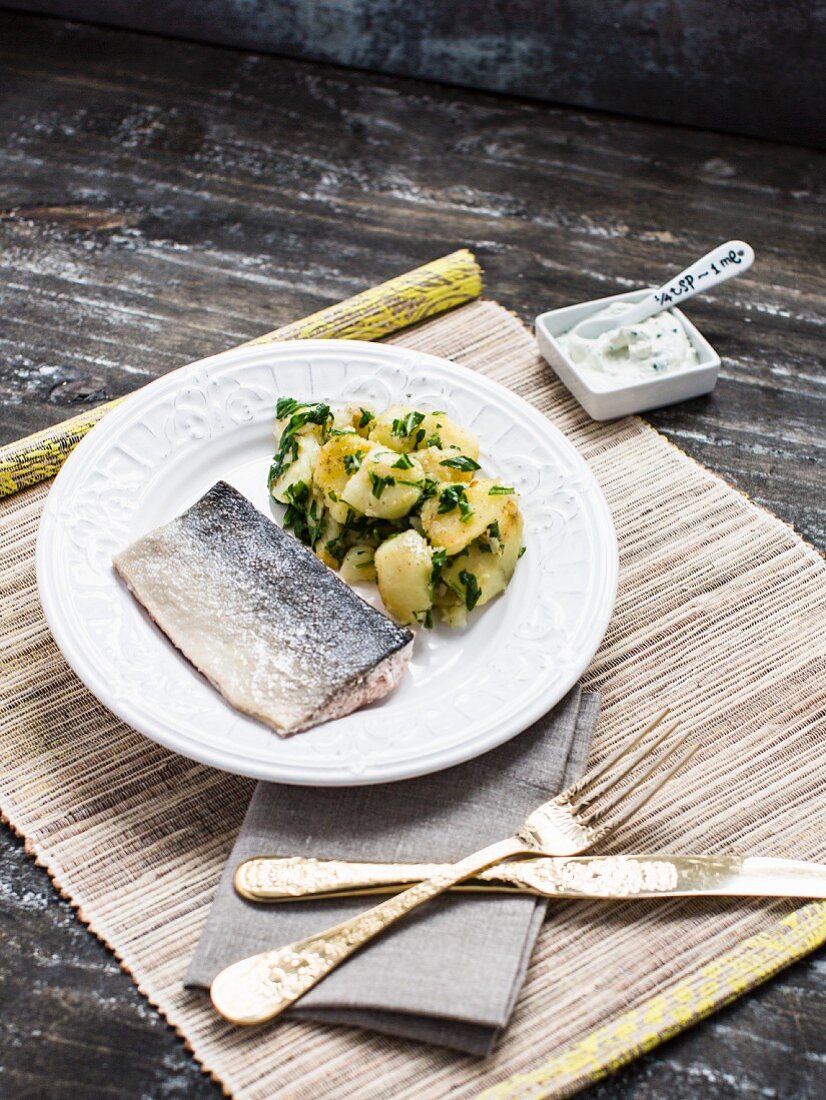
113,481,413,735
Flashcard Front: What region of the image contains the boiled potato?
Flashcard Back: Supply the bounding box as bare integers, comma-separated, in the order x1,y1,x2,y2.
434,500,522,623
270,396,524,630
270,434,321,504
417,446,477,484
367,405,424,453
313,434,376,522
341,447,425,520
433,588,467,629
374,529,433,625
441,543,507,611
435,495,523,617
489,494,524,577
331,402,376,437
339,544,377,583
368,406,480,459
420,477,507,555
417,413,480,460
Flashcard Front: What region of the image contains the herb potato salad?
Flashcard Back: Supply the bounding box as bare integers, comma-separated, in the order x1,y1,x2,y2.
268,398,525,628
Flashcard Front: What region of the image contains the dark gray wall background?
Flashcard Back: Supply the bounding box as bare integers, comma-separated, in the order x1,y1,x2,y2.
7,1,826,148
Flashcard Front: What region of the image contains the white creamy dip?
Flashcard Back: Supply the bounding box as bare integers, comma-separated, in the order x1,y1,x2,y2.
558,302,699,389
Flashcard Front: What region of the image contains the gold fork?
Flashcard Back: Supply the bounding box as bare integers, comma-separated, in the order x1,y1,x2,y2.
211,710,694,1025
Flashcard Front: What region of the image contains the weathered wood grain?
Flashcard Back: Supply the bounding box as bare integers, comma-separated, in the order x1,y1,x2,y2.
0,16,823,547
11,0,826,147
0,11,823,1100
0,827,217,1100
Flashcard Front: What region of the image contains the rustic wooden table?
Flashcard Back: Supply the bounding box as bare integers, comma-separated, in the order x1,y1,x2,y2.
1,11,824,1099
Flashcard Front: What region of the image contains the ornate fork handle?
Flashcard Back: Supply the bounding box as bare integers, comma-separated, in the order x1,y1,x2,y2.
211,837,522,1025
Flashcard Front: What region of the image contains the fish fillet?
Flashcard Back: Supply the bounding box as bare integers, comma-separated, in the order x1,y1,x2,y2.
113,481,413,735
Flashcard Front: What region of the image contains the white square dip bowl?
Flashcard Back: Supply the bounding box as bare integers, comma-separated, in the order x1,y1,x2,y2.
535,288,721,421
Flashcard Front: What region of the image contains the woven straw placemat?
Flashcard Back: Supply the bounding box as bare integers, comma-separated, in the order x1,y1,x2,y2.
2,299,825,1099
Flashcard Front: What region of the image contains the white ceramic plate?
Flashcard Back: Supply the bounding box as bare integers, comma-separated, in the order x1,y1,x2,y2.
37,340,617,786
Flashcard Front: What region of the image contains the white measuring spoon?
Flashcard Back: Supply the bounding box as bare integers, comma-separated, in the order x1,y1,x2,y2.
573,240,755,340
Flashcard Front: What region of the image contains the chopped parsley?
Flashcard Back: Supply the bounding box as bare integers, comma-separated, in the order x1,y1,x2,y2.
358,407,375,428
276,397,301,419
437,484,473,523
284,479,309,506
439,455,481,472
391,410,424,436
458,570,481,611
344,451,363,475
487,520,501,540
369,472,395,499
430,546,448,591
489,485,516,496
391,410,425,447
518,545,527,559
426,434,442,448
282,480,325,546
306,505,326,546
268,400,332,488
392,453,415,470
444,578,465,600
324,535,347,564
417,478,438,502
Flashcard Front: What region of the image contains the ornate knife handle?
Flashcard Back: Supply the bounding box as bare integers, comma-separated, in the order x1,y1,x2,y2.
234,855,517,900
236,853,826,905
211,838,522,1025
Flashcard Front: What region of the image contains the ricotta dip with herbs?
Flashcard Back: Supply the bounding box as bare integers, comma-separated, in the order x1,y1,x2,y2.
558,301,699,389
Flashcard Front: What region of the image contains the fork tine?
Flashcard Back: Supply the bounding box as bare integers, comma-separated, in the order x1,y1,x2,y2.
559,708,670,803
572,720,680,812
590,739,699,830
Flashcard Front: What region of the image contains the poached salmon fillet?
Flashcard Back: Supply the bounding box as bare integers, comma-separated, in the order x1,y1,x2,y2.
113,481,413,734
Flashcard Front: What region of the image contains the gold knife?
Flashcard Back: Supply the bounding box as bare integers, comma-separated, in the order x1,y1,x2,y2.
235,853,826,902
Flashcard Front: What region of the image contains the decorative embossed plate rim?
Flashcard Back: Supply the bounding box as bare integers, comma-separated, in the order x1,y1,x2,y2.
36,340,617,786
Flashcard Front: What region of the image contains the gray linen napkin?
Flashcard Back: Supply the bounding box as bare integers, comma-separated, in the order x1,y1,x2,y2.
186,687,599,1055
